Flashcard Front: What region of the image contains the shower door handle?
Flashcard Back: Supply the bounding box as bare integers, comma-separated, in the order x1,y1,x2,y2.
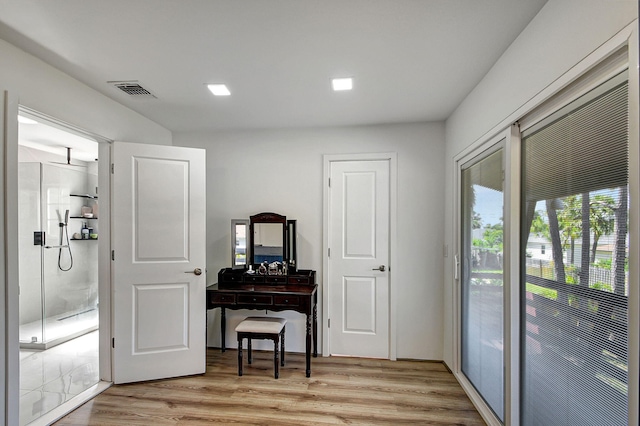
186,268,203,276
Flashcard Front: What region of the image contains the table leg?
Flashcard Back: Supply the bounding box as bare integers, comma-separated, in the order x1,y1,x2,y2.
305,314,312,377
221,307,226,352
313,303,318,357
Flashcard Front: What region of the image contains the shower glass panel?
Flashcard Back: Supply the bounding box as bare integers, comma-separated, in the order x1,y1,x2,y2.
18,162,99,349
18,163,44,344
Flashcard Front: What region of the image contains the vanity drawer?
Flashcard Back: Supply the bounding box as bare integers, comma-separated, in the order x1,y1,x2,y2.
211,293,236,305
220,273,243,283
244,275,265,284
274,295,299,307
238,294,273,305
288,276,311,285
265,276,287,284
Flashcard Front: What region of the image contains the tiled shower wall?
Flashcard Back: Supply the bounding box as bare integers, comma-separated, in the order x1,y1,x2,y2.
18,146,98,340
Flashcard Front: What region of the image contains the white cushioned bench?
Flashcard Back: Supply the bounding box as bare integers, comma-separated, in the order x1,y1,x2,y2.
235,316,287,378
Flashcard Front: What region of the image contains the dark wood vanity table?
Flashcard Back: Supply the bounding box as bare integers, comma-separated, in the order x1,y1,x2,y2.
207,271,318,377
209,212,318,377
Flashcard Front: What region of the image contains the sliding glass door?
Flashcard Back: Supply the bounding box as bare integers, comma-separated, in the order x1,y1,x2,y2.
521,72,629,426
460,144,505,421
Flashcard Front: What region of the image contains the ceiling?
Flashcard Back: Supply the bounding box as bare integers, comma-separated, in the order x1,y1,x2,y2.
1,0,547,138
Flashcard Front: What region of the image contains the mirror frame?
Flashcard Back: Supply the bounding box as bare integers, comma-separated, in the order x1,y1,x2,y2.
249,212,287,266
287,219,297,271
231,219,250,268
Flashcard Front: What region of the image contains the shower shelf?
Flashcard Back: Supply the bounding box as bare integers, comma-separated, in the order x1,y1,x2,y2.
70,216,97,220
71,238,98,241
70,194,98,199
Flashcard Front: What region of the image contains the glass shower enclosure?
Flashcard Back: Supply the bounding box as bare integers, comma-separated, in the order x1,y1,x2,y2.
18,162,99,349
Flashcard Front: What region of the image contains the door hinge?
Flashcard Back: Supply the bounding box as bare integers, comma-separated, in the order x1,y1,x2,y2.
111,163,114,174
112,337,115,348
328,247,330,258
328,318,330,328
111,250,115,261
328,177,331,187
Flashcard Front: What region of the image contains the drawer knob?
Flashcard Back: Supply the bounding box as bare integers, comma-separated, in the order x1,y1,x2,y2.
285,299,289,303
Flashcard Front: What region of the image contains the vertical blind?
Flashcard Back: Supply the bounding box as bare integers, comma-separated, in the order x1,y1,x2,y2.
521,72,629,425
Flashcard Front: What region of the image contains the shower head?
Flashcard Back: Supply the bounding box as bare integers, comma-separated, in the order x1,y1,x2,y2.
64,209,69,225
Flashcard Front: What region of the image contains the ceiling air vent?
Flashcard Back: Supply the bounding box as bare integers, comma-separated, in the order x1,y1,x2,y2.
108,81,157,98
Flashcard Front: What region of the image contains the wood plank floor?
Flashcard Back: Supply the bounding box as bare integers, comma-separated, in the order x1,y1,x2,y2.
54,349,485,425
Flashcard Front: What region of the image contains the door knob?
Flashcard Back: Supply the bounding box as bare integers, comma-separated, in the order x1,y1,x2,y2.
372,265,386,272
186,268,203,276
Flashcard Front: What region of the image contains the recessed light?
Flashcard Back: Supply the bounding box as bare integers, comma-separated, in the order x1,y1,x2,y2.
207,84,231,96
18,115,38,124
332,77,353,91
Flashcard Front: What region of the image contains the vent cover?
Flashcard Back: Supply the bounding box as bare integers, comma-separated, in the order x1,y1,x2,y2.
108,81,157,98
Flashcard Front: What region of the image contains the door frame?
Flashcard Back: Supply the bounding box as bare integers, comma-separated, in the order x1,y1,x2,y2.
4,105,114,424
322,152,397,359
453,129,514,426
3,90,20,426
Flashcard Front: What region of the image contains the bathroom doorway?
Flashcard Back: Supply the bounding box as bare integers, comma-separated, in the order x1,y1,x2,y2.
17,110,101,425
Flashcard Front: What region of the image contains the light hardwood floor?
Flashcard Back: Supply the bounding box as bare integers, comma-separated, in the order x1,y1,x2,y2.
54,349,485,425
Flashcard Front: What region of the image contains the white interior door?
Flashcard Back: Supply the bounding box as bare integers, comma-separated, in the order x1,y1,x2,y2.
328,159,390,358
112,142,206,384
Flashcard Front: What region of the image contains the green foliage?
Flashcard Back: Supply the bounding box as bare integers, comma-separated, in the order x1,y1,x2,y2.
526,283,557,300
531,210,549,239
481,223,503,251
472,211,482,230
594,259,612,269
591,281,613,292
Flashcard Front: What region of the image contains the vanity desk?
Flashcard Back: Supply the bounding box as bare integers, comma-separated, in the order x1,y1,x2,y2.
207,212,318,377
207,269,318,377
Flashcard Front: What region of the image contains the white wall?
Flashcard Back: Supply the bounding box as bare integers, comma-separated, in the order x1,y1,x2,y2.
442,0,637,366
1,37,173,425
0,38,171,146
175,122,446,359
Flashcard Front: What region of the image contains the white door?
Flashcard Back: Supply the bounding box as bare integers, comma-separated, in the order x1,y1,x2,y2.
328,159,390,358
112,142,206,384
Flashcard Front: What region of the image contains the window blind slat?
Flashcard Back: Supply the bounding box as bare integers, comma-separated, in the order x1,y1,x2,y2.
521,73,629,426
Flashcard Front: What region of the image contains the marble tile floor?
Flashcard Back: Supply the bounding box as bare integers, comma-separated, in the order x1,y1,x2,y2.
20,330,99,426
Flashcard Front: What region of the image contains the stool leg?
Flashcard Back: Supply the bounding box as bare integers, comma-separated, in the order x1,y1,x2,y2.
237,336,243,377
274,336,279,379
248,339,252,364
281,327,285,366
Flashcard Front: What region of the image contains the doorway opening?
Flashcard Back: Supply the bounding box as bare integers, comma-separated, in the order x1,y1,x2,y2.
17,109,101,425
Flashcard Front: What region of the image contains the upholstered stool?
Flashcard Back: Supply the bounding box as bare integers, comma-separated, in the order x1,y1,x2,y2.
235,316,287,379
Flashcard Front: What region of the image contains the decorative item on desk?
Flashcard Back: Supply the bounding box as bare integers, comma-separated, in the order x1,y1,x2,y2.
258,262,267,275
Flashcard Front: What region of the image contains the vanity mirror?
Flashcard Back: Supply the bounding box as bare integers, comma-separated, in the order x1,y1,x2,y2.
231,219,249,268
250,212,287,265
228,212,298,271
